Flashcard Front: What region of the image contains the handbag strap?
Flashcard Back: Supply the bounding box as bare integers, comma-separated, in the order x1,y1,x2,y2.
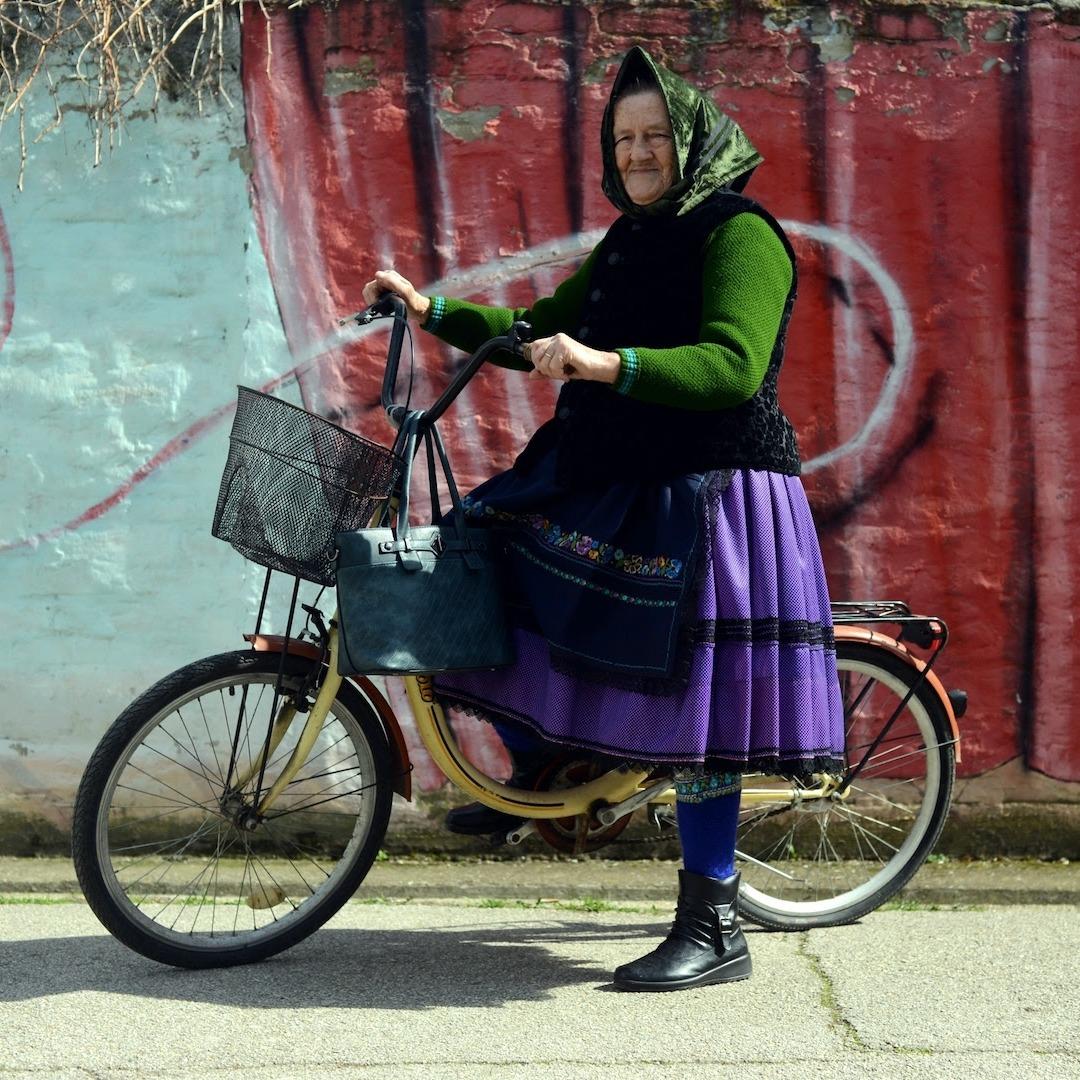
394,411,470,542
383,411,486,572
393,410,423,541
424,421,469,537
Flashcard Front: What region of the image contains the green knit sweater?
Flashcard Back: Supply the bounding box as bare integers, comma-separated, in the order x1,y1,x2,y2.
421,211,792,412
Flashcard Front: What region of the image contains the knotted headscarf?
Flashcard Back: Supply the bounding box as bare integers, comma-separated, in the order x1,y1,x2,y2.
600,46,763,218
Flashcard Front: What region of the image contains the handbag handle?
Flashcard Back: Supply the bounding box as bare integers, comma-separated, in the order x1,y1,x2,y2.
392,410,473,557
424,421,469,538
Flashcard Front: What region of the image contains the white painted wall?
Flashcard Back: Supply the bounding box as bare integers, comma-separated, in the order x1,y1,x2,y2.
0,59,304,828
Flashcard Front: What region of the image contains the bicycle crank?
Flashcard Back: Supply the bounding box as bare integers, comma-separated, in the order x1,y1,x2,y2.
529,758,634,855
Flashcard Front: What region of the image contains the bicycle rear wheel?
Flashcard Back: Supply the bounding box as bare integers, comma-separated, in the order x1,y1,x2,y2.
72,650,394,968
737,641,956,930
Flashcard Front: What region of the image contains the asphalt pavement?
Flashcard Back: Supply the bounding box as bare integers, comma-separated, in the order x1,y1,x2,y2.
2,857,1080,1078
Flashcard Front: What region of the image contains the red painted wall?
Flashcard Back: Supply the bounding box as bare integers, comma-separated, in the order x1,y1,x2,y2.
239,1,1080,786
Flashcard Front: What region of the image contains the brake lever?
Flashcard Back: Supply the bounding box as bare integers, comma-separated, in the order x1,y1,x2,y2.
339,293,400,327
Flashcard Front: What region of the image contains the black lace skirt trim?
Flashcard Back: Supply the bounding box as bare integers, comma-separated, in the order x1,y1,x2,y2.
691,618,837,649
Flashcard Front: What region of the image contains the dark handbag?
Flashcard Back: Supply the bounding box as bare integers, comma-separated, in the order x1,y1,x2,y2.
335,411,515,675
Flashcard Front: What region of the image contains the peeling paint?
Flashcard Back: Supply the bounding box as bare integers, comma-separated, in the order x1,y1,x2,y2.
324,58,378,97
228,143,253,175
942,10,974,53
808,11,856,64
436,105,501,141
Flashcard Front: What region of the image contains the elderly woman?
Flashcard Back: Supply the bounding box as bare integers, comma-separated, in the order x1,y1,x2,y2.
363,46,844,992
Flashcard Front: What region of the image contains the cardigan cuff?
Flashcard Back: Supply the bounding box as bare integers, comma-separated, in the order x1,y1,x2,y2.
423,295,447,332
614,348,640,395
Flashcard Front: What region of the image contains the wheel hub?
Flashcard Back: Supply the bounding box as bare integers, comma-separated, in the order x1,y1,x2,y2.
220,791,262,831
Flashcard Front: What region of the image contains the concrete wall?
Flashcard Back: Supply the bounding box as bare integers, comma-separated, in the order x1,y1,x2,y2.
0,49,301,840
2,1,1079,854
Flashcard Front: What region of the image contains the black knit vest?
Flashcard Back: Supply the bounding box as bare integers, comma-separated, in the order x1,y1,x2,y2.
515,192,801,489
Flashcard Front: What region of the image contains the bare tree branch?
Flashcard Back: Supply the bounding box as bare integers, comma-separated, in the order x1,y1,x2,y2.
0,0,323,172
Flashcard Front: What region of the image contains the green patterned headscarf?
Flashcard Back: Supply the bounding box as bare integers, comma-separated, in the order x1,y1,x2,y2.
600,46,763,218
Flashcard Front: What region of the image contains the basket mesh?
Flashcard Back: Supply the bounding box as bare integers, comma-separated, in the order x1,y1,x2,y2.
211,387,402,585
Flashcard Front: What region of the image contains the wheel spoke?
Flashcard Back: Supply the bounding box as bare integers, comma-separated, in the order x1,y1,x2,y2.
174,707,225,787
135,738,222,798
265,777,379,818
197,696,228,788
112,818,223,882
831,803,906,835
830,804,902,855
121,762,214,814
259,818,334,886
128,817,226,905
114,781,215,813
831,806,895,862
847,782,922,816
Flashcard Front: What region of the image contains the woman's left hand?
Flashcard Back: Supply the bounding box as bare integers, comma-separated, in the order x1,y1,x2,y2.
526,333,621,385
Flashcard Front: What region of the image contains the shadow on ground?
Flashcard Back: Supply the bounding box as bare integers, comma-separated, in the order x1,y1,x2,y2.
2,916,742,1009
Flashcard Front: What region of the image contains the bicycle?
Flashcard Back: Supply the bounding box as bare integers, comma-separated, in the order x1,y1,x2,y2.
71,295,966,968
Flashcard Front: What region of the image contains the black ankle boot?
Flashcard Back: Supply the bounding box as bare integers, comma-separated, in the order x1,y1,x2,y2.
444,750,546,837
613,869,751,991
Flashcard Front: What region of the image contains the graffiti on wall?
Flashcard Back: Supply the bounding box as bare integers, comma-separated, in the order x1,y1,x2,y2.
0,209,13,352
236,1,1080,783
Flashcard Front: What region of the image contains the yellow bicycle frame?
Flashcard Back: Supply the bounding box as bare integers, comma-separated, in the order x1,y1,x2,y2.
239,621,838,823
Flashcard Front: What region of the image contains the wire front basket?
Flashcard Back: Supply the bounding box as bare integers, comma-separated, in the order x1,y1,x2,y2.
212,387,403,586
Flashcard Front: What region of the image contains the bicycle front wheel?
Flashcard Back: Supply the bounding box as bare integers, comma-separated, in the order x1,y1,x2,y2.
737,641,956,930
72,650,394,968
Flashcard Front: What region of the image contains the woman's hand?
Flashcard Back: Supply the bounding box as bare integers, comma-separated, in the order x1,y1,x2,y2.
361,270,431,323
526,333,621,385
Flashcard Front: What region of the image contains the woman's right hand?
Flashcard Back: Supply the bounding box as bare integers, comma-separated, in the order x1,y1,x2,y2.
361,270,431,323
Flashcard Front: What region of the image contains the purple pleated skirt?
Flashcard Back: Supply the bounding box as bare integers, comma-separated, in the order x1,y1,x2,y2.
437,469,845,777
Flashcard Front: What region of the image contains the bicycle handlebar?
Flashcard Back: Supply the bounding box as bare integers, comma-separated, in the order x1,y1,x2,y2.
343,294,534,433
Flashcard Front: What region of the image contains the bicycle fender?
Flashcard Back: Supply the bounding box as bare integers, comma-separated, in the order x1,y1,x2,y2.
244,634,413,799
833,626,962,763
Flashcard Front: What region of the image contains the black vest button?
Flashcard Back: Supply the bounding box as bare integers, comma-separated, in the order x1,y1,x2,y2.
607,251,621,265
590,289,603,303
579,327,590,340
557,406,571,421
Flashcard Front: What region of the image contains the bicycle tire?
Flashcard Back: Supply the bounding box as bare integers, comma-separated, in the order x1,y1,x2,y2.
737,641,956,931
72,650,394,968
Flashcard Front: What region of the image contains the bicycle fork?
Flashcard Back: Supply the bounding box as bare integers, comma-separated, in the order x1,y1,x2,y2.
226,632,345,820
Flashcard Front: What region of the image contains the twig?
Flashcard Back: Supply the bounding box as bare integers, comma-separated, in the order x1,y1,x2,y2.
0,0,314,178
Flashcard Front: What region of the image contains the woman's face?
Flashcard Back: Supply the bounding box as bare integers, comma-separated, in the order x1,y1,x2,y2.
613,89,676,206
